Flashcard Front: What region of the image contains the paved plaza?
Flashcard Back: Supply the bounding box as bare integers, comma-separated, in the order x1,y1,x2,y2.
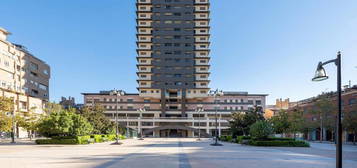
0,138,357,168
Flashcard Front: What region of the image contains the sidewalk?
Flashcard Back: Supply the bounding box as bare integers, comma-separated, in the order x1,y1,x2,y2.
309,141,357,152
0,138,36,145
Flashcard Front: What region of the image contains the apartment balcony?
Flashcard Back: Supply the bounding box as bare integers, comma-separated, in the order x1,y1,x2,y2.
136,0,151,4
195,85,209,89
194,0,210,4
195,22,209,27
137,22,152,28
138,68,152,73
137,52,152,58
136,5,152,12
138,75,151,80
137,30,152,35
194,37,209,43
195,61,209,66
195,31,210,35
195,68,210,74
137,45,152,50
139,83,152,88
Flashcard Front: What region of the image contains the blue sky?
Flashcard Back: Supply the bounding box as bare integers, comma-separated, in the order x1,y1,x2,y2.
1,0,356,104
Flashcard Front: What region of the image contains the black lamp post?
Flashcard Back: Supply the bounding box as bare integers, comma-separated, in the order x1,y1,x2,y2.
110,89,125,145
209,89,224,146
137,108,145,140
312,51,342,168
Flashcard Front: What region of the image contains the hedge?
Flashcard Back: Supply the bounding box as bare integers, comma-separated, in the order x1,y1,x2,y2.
236,136,251,144
248,140,310,147
35,138,77,144
35,134,123,145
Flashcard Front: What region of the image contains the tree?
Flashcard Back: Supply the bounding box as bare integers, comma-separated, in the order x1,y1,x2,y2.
249,120,273,140
78,105,115,134
269,110,290,135
229,106,265,137
17,109,43,140
229,112,246,136
311,97,336,141
343,105,357,145
288,109,305,139
70,113,93,136
0,97,14,132
37,109,93,137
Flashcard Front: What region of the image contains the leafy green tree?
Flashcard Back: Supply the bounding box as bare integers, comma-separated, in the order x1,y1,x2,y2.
229,106,265,137
288,109,305,139
249,120,273,140
37,109,93,137
311,97,336,141
343,105,357,145
17,108,43,140
70,113,93,136
269,110,290,135
229,112,246,136
78,105,115,134
0,97,14,132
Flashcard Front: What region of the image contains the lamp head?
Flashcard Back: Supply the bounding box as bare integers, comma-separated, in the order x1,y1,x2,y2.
312,62,328,82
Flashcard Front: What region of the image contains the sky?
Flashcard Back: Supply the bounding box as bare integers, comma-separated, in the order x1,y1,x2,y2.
1,0,356,105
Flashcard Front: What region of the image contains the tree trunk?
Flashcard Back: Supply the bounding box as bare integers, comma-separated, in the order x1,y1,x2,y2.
354,133,356,145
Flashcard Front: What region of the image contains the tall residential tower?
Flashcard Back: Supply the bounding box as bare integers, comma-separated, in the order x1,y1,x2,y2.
83,0,268,138
136,0,210,116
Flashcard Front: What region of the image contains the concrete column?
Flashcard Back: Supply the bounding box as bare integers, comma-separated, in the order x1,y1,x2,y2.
218,114,222,136
323,128,327,141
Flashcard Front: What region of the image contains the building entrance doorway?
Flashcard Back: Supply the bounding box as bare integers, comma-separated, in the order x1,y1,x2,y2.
160,129,187,137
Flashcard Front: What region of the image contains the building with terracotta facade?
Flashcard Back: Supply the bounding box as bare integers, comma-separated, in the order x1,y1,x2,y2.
287,85,357,142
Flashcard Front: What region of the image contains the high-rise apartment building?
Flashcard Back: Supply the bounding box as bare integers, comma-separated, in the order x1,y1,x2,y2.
137,0,210,116
0,27,50,136
83,0,268,138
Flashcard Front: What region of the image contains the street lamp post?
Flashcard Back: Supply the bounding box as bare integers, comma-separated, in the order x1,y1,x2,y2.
137,108,145,140
209,89,224,146
312,51,342,168
196,104,203,141
110,89,124,145
11,103,16,143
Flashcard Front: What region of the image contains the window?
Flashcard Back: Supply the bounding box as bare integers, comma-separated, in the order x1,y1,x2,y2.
39,84,47,91
256,100,262,105
30,62,39,70
127,99,133,102
43,69,49,75
349,98,356,105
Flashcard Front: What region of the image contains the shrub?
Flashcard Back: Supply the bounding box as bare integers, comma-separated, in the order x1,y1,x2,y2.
268,137,294,141
76,136,91,144
107,134,116,141
249,140,310,147
91,134,103,143
35,138,77,144
119,135,126,140
249,121,273,140
236,136,251,144
226,136,233,142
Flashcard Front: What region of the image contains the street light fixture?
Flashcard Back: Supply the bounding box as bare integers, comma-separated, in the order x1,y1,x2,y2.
137,108,145,140
196,104,203,141
110,89,125,145
312,51,342,168
209,89,224,146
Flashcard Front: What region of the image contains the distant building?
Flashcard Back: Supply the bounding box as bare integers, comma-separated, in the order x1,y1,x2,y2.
265,98,295,119
59,96,75,109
